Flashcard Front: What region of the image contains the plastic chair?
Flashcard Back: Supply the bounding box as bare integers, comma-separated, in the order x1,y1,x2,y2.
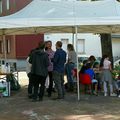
72,68,77,78
79,73,92,85
79,73,92,94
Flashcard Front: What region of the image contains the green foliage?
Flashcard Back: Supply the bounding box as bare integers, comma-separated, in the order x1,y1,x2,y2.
0,87,6,92
112,65,120,80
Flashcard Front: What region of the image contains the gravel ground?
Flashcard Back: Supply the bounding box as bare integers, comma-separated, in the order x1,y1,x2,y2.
0,72,120,120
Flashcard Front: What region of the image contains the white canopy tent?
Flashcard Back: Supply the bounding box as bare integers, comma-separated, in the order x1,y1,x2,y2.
0,0,120,35
1,0,120,100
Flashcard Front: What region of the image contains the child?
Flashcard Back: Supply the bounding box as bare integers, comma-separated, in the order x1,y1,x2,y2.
85,63,98,95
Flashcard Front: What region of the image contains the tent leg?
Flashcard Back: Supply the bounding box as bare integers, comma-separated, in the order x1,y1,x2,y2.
72,32,74,45
2,30,7,63
3,35,6,62
72,27,75,46
75,26,80,101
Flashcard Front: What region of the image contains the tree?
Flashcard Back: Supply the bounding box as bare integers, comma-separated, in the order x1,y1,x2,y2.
78,0,114,67
100,34,113,67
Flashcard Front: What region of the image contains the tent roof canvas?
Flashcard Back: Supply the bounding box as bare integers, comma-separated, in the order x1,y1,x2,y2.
0,0,120,35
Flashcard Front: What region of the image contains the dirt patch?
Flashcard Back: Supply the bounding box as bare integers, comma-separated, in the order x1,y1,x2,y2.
0,85,120,120
0,72,120,120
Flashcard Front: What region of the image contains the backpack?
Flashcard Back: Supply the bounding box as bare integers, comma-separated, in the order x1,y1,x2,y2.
6,74,21,91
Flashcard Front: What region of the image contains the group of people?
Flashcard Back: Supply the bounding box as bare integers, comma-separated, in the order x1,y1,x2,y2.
79,55,99,95
26,41,77,102
100,55,120,97
26,40,120,102
79,55,120,97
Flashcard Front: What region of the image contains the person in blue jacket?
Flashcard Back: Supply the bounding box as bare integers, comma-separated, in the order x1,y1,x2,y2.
52,41,66,99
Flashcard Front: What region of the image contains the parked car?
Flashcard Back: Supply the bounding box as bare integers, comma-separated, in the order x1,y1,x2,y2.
77,54,101,64
77,54,90,63
114,59,120,66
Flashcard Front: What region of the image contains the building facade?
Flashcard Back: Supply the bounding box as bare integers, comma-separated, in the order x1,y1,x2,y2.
0,0,33,16
45,33,102,57
0,0,44,70
45,33,120,62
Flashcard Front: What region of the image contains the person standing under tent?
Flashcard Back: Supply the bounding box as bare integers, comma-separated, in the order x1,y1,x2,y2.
29,42,49,102
88,55,96,68
100,55,116,97
26,53,33,98
26,48,37,99
45,41,55,97
52,41,66,100
65,44,77,92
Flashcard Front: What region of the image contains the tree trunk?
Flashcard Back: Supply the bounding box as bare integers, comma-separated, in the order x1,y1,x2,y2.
100,34,113,67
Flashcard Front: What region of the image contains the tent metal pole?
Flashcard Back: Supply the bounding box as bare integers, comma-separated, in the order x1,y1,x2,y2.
72,27,75,46
72,32,74,45
75,26,80,101
2,29,7,63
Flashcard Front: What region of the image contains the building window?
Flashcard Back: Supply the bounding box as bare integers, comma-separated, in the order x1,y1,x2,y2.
0,40,3,53
61,39,69,51
0,0,2,14
77,39,85,54
6,0,9,10
6,39,11,53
